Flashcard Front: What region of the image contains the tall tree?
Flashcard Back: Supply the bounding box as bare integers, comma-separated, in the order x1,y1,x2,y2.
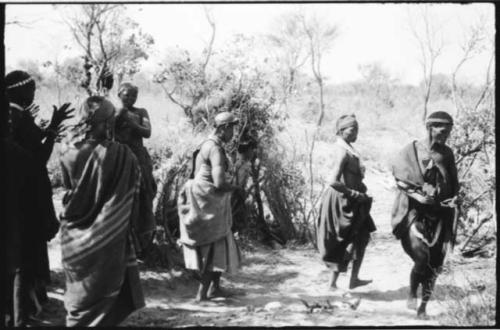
154,6,217,126
407,4,445,123
299,12,339,241
266,12,310,110
451,11,492,118
60,4,154,96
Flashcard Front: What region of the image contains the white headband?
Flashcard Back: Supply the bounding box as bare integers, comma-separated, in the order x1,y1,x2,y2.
7,77,34,90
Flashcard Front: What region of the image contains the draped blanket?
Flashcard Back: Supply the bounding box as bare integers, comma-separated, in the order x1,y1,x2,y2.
390,141,425,238
316,187,375,267
59,141,144,326
128,144,157,254
178,165,233,247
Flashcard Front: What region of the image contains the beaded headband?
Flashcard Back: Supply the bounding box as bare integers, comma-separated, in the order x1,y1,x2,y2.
7,77,34,90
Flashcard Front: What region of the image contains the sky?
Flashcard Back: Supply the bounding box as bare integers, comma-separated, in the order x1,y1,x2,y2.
5,3,495,86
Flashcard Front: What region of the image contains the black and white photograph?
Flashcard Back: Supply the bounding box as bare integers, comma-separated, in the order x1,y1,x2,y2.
1,1,496,327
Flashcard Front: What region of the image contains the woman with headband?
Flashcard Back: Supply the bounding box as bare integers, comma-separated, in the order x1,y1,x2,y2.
4,70,74,324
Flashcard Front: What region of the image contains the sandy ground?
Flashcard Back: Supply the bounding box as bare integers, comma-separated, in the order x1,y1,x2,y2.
42,168,496,327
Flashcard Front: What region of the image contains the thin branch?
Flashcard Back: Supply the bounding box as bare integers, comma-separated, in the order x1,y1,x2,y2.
202,7,216,73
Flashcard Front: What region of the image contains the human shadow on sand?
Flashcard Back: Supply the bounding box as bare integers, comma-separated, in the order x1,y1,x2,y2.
354,284,470,302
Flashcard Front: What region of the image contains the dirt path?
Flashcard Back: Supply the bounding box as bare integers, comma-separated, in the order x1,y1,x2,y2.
43,169,495,327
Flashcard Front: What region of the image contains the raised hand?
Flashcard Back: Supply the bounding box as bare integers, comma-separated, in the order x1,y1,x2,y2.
48,103,75,131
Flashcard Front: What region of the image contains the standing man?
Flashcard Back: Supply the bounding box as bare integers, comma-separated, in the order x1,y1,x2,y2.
5,70,74,319
178,112,242,302
316,114,376,291
391,111,459,318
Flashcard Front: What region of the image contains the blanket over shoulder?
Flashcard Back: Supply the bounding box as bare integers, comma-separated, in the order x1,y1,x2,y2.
59,141,145,326
390,141,424,238
178,176,233,247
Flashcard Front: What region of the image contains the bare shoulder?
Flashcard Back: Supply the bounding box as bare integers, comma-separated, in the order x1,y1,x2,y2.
61,142,94,168
136,107,150,117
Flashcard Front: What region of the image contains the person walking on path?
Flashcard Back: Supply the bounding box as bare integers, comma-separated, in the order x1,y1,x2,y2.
316,114,376,291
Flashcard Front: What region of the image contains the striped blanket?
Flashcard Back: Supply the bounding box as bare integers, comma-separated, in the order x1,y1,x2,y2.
59,141,145,326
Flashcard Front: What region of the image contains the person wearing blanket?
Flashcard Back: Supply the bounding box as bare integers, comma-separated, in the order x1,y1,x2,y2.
58,96,145,326
178,111,242,302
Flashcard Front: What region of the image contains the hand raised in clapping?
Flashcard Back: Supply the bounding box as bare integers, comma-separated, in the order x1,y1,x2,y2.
48,103,75,132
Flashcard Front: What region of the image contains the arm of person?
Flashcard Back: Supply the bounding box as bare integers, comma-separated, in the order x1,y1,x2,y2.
127,109,152,138
328,147,349,193
209,144,237,193
448,149,460,197
328,146,368,200
40,129,57,164
395,179,435,205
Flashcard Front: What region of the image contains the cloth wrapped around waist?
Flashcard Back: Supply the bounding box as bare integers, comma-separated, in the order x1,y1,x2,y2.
178,177,233,247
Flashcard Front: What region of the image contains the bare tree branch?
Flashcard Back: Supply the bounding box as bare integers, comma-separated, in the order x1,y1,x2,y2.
407,5,445,123
202,6,216,73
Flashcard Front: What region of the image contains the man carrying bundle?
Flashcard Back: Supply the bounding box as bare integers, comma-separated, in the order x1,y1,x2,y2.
391,111,459,318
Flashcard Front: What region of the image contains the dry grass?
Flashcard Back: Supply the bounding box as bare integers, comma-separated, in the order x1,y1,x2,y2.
434,255,496,327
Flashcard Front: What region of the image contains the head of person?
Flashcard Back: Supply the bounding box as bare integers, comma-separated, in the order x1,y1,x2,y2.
336,114,359,143
425,111,453,145
118,82,138,108
78,96,116,141
5,70,36,108
237,137,258,161
213,112,239,143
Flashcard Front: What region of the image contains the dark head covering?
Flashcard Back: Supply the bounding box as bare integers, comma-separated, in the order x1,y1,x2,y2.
426,111,453,126
63,96,115,149
5,70,35,90
336,114,358,134
118,82,138,96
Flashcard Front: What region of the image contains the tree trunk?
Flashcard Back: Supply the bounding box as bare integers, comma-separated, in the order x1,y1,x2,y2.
250,157,273,244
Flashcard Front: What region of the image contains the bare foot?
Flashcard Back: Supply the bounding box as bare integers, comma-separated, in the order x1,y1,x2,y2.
349,279,372,289
417,310,429,320
328,285,339,292
407,297,417,310
208,287,239,299
194,295,209,302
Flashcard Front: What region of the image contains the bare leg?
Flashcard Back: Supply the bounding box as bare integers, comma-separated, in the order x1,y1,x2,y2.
417,267,438,319
349,242,372,289
407,267,419,310
329,271,340,290
208,272,224,298
195,272,213,302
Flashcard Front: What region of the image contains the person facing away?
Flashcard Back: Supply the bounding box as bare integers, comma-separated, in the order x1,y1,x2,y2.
4,70,74,321
316,114,376,291
114,82,157,256
58,96,145,326
178,111,243,302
